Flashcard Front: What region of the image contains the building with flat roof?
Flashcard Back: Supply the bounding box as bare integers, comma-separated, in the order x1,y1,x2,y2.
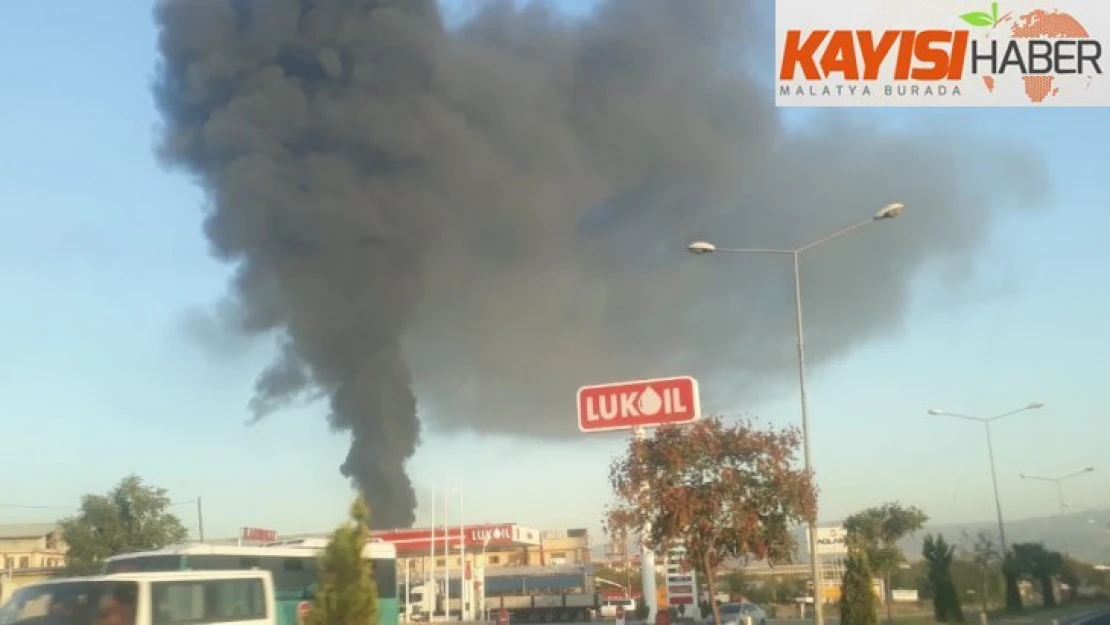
0,523,67,603
202,523,593,582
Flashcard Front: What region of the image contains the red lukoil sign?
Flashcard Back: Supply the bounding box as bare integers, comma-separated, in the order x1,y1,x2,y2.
577,376,701,432
241,527,278,542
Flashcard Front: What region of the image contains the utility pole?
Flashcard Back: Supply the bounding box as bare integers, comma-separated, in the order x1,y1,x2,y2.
196,497,205,542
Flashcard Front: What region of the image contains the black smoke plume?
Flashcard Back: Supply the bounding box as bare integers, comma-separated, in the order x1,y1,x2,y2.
153,0,1047,528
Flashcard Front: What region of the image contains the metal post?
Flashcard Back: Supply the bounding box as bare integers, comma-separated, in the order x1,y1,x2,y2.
196,497,205,542
459,489,466,621
431,485,437,618
792,252,823,625
481,539,489,621
404,559,411,622
1056,482,1070,557
983,423,1008,552
445,491,451,621
634,426,658,624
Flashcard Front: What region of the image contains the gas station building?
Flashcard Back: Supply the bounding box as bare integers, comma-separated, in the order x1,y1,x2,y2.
373,523,543,575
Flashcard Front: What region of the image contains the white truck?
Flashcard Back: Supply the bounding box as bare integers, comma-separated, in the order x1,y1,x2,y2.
403,580,437,621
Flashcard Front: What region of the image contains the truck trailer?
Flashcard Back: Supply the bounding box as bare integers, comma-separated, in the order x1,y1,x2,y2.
415,565,597,623
480,593,598,623
482,565,598,622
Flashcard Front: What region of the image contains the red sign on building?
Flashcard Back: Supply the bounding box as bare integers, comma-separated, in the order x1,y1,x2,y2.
577,376,701,432
372,523,536,554
241,527,278,542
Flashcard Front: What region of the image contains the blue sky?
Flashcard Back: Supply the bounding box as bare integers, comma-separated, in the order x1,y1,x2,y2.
1,1,1108,544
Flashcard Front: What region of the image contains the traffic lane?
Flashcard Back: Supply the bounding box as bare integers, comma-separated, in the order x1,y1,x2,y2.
1075,610,1110,625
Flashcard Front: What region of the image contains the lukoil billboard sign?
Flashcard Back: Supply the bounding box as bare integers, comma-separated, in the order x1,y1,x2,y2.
776,0,1109,106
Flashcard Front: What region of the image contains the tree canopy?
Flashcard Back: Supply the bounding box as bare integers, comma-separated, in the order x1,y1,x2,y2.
923,534,964,623
843,502,927,573
308,496,379,625
840,549,879,625
1010,542,1064,607
59,475,189,575
606,416,816,625
962,530,1002,613
844,502,928,625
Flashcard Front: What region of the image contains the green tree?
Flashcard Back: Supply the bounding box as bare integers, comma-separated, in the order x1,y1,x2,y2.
308,496,379,625
964,531,1001,614
606,416,817,625
889,561,924,593
721,569,750,597
1002,553,1023,612
1010,542,1063,607
1059,560,1080,604
59,475,189,575
745,575,808,605
923,534,964,623
843,502,928,625
840,549,878,625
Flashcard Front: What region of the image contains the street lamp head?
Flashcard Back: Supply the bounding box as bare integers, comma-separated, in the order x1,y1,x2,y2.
687,241,717,255
874,203,905,220
927,408,945,416
1084,466,1095,473
1027,401,1045,409
1019,473,1029,479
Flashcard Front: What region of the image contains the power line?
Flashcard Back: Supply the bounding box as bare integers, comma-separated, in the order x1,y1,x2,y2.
0,499,198,511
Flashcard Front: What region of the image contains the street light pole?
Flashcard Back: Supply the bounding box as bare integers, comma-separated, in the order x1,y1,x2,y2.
926,402,1046,554
1057,483,1065,518
1018,467,1095,556
1019,467,1095,518
790,248,825,615
984,421,1007,550
688,202,905,625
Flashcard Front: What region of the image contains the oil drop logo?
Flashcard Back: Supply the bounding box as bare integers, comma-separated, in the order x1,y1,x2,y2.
637,386,663,416
577,377,697,426
577,376,700,432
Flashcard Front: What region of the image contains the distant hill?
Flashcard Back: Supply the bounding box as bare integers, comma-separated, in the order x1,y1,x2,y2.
895,508,1110,564
591,509,1110,567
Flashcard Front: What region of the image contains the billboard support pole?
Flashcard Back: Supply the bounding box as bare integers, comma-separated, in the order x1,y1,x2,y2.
634,426,658,624
577,376,701,623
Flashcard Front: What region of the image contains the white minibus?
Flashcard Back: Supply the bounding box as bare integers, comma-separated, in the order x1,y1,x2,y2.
0,569,275,625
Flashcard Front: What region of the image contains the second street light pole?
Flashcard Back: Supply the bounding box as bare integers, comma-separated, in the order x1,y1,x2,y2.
689,201,905,625
1019,467,1095,556
984,420,1006,550
1020,467,1095,518
926,402,1046,553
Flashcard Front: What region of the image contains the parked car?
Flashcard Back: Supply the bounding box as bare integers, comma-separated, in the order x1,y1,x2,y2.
600,598,636,618
703,602,767,625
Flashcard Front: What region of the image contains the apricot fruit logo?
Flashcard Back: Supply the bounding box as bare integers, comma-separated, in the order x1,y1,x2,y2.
958,1,1102,103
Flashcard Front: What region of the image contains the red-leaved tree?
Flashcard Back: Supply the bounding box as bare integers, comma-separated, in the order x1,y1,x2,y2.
606,416,816,625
